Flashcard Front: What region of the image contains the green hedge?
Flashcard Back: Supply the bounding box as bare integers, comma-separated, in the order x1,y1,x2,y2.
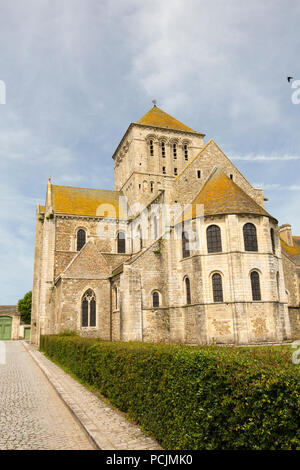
40,335,300,450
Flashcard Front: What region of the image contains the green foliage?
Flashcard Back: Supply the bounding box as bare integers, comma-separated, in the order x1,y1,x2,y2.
58,330,78,336
40,335,300,450
18,291,32,324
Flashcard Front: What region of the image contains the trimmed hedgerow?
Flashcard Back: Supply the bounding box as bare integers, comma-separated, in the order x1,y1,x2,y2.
40,335,300,450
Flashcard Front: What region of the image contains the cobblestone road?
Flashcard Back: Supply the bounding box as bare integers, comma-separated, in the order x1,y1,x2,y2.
0,341,94,450
27,342,162,450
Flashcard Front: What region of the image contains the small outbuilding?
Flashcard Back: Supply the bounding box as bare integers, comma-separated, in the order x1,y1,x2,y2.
0,306,31,340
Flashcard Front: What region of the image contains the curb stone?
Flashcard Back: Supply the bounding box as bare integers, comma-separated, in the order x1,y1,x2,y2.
22,341,162,451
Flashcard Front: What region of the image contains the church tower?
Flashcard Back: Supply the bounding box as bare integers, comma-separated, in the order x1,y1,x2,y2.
112,105,205,207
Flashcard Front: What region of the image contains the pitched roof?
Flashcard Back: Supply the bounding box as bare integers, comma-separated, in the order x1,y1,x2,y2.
0,306,19,315
51,185,120,217
280,236,300,261
136,106,199,133
181,168,275,221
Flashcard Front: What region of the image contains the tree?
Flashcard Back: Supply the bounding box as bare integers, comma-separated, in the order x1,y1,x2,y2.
18,291,32,324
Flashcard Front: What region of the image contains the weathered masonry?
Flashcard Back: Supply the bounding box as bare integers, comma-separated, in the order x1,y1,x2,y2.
31,106,299,345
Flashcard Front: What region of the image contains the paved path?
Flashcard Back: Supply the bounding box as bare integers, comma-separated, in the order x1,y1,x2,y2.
25,342,161,450
0,341,94,450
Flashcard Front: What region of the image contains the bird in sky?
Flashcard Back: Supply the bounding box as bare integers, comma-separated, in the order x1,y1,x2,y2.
287,76,293,82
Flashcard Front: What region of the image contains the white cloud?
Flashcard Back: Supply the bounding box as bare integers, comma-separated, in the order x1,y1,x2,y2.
253,183,300,190
232,154,300,161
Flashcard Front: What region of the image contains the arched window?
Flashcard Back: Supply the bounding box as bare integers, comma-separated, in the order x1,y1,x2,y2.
150,182,154,193
251,271,261,301
149,139,154,156
173,143,177,159
185,277,191,305
117,231,126,253
184,144,188,161
212,273,223,302
161,141,166,158
152,291,160,308
207,225,222,253
270,228,275,254
81,290,96,327
182,231,190,258
243,223,258,252
77,229,86,251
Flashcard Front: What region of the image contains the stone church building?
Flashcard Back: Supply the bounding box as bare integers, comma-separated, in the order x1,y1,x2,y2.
31,106,300,346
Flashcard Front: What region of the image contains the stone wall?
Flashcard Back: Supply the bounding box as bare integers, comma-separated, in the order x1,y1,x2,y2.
174,140,265,207
54,279,111,339
288,307,300,340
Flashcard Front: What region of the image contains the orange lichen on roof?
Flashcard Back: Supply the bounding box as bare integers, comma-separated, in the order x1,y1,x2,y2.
136,106,197,133
37,204,45,214
280,237,300,257
51,185,120,218
180,168,275,221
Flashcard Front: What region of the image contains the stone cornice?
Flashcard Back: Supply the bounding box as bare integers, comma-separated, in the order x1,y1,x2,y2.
54,214,127,222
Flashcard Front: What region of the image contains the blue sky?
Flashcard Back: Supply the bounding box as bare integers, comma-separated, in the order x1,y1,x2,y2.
0,0,299,304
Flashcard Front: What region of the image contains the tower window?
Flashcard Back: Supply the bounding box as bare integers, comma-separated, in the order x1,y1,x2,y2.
184,144,188,161
173,143,177,159
243,223,258,252
162,166,166,174
150,182,154,193
81,290,96,327
212,273,223,302
174,168,178,175
161,142,166,158
149,140,154,156
230,174,233,180
77,229,86,251
251,271,261,301
197,170,201,179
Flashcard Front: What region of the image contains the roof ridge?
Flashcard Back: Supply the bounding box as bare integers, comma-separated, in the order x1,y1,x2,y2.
51,184,118,193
